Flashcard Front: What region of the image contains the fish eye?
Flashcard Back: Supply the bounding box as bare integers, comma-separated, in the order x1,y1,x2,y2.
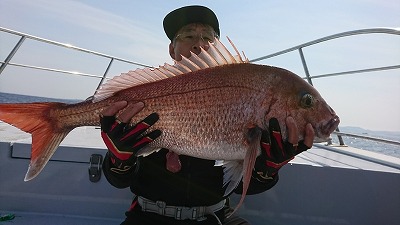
300,93,314,108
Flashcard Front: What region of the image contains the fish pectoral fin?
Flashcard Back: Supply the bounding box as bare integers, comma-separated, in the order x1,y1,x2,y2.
222,160,243,196
246,125,263,144
226,127,262,218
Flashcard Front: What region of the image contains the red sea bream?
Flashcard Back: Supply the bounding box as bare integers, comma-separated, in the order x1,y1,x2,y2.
0,38,340,214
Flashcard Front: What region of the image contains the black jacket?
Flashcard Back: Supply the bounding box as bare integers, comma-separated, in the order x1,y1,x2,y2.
103,148,278,207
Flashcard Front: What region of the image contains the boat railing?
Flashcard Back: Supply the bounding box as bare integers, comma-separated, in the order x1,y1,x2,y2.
250,27,400,148
250,28,400,85
1,26,399,149
0,27,151,91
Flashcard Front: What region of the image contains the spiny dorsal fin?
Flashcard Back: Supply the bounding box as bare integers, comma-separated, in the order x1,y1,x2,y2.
93,38,248,103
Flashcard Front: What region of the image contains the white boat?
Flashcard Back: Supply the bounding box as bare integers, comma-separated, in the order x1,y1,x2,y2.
0,27,399,225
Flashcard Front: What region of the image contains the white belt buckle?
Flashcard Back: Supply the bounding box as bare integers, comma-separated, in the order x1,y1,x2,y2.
176,206,198,220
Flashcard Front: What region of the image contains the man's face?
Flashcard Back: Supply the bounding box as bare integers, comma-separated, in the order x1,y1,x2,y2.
169,23,217,61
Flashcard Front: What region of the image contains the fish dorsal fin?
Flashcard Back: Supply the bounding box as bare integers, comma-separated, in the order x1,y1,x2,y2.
93,38,248,103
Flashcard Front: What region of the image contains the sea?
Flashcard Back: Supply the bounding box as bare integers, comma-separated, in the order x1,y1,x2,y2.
0,92,399,158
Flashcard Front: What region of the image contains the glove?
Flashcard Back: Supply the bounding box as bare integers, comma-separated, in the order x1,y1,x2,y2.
100,112,161,172
254,118,311,181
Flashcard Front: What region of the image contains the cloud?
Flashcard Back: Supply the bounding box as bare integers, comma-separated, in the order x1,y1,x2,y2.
1,0,170,65
18,0,157,42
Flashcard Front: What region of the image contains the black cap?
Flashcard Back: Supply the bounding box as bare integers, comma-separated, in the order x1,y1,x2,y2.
163,5,220,41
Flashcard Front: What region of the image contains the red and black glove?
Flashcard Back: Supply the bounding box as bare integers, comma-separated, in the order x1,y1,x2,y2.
254,118,311,181
100,113,161,173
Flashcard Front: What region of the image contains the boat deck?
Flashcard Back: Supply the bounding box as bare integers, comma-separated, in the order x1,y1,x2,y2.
1,126,399,225
0,212,119,225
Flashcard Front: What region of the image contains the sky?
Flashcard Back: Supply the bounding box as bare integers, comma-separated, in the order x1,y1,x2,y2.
0,0,399,132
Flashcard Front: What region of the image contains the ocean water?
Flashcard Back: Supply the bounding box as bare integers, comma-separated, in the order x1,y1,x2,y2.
330,128,400,158
1,92,399,158
0,92,81,104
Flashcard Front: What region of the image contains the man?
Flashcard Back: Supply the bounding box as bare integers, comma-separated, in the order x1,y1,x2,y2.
100,5,314,225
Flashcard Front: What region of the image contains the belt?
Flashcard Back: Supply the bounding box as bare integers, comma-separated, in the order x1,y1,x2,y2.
137,196,226,221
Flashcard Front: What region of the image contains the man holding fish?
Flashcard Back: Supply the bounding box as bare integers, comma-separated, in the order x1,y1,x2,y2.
100,5,315,225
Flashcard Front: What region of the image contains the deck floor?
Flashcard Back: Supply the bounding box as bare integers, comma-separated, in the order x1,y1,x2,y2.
0,132,399,225
1,211,120,225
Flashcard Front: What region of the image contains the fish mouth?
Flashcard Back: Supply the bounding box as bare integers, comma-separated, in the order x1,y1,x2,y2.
317,115,340,140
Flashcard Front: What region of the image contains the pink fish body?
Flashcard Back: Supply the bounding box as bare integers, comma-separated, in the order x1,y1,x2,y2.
0,38,339,214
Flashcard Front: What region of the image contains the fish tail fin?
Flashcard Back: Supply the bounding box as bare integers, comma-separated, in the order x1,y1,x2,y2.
0,102,71,181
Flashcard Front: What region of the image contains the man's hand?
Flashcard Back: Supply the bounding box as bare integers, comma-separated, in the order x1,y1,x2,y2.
254,117,314,180
100,101,161,172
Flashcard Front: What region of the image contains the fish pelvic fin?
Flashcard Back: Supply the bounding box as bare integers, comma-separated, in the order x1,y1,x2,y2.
0,102,71,181
223,161,243,196
227,126,261,218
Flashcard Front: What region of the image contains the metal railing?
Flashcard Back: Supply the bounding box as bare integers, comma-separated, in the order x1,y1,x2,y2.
0,27,151,91
1,26,399,148
250,27,400,148
250,28,400,85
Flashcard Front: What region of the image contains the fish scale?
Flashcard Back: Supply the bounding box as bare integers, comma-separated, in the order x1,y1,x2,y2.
118,66,264,160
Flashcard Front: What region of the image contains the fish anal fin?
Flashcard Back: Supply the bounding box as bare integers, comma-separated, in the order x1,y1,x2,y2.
136,146,163,157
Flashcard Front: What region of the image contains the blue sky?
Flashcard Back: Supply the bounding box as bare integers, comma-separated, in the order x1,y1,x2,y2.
0,0,399,131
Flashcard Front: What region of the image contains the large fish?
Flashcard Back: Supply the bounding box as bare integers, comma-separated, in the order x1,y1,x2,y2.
0,38,339,214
